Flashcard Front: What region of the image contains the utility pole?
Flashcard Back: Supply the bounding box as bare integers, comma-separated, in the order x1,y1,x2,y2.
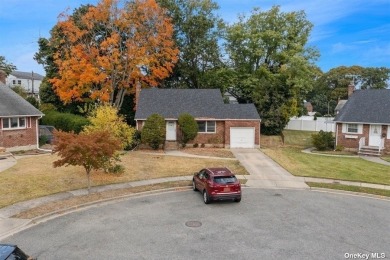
31,71,34,96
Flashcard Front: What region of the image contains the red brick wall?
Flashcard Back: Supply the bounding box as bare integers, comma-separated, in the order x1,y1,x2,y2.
224,120,261,147
188,121,225,146
136,119,261,148
0,117,39,149
336,123,390,153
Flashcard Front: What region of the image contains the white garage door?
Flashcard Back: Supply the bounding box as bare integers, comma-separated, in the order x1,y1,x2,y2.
230,127,255,148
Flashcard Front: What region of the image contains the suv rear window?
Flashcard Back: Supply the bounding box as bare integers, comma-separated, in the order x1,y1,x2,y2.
213,176,237,184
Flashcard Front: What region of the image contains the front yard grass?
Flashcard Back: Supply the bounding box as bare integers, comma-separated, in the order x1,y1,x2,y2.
0,151,246,208
262,147,390,185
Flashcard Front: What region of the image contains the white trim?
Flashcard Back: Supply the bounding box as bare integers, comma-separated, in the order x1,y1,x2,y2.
341,123,362,134
136,118,261,122
0,114,43,118
2,117,27,130
388,125,390,139
197,121,216,133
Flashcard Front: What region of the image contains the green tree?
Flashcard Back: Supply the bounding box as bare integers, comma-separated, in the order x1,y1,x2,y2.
224,6,319,134
178,113,198,147
83,105,136,149
0,55,16,75
156,0,225,89
307,65,390,115
11,85,28,99
53,130,122,193
141,114,166,150
26,96,40,109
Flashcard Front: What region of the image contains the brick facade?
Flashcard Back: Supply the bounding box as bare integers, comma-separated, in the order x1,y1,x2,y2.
0,117,40,151
224,120,260,148
137,119,261,148
336,123,390,153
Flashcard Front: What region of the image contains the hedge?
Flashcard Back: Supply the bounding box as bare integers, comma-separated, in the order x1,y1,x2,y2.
40,110,89,133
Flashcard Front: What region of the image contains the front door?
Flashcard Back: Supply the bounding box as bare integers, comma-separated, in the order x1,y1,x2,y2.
166,121,176,141
369,124,382,147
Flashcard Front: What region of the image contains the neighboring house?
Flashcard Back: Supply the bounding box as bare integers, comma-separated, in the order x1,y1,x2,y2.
303,101,313,114
334,89,390,155
5,71,44,99
0,80,44,151
135,88,261,148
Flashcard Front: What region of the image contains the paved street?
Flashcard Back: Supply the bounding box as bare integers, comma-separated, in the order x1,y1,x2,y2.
3,189,389,260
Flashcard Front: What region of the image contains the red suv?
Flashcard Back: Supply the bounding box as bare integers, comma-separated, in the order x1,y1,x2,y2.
192,167,241,204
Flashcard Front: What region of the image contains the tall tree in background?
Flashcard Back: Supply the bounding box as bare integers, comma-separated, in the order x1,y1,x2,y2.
156,0,224,89
35,5,98,113
49,0,178,108
308,66,390,115
0,55,16,75
224,6,319,134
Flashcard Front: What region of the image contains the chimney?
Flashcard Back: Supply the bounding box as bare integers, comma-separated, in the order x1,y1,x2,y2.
0,70,6,85
348,83,355,97
134,81,141,111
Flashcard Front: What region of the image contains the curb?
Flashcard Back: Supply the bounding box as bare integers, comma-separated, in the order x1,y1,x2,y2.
309,187,390,202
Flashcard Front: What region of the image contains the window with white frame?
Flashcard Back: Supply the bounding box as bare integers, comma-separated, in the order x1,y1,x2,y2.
2,117,26,129
197,121,216,133
346,124,358,133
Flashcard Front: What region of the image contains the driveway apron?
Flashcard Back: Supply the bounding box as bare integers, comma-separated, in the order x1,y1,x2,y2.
231,149,308,189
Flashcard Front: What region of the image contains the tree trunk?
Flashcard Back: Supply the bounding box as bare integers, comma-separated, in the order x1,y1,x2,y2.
86,169,91,194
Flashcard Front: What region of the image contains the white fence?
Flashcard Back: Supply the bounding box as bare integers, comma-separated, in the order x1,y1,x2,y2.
285,116,335,132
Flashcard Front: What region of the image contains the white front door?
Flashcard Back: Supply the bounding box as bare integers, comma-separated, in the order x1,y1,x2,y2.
166,121,176,141
369,125,382,147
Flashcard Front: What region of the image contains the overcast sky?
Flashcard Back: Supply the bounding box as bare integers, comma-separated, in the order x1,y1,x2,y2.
0,0,389,76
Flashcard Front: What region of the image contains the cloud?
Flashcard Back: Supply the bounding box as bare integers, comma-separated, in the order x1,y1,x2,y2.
330,43,357,54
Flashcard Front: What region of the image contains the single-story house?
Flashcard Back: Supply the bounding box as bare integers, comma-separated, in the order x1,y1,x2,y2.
0,80,44,151
333,89,390,155
134,88,261,148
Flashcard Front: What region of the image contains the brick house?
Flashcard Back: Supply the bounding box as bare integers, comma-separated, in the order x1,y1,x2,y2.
0,71,44,151
334,89,390,155
134,88,261,148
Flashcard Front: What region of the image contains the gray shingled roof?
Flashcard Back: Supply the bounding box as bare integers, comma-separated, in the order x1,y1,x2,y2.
10,71,44,80
0,85,43,117
134,88,260,120
334,89,390,124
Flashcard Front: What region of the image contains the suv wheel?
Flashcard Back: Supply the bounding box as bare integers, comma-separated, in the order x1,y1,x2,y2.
203,190,210,204
192,179,197,191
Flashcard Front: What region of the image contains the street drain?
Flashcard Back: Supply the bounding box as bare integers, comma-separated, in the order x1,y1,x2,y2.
185,221,202,228
274,193,282,197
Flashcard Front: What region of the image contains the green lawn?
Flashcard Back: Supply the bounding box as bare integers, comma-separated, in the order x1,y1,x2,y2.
262,147,390,185
282,130,317,148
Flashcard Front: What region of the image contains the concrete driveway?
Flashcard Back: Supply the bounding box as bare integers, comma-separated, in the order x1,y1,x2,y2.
3,189,389,259
231,149,308,189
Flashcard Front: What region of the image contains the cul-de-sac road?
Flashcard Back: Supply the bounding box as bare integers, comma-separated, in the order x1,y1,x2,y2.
3,188,389,259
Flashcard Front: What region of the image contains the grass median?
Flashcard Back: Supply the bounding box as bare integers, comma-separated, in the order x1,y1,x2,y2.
262,147,390,185
0,150,246,208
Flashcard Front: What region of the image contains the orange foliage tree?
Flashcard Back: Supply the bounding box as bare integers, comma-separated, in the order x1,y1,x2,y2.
50,0,179,108
53,130,122,193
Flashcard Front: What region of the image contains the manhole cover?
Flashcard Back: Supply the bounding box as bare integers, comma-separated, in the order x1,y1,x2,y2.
185,221,202,228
